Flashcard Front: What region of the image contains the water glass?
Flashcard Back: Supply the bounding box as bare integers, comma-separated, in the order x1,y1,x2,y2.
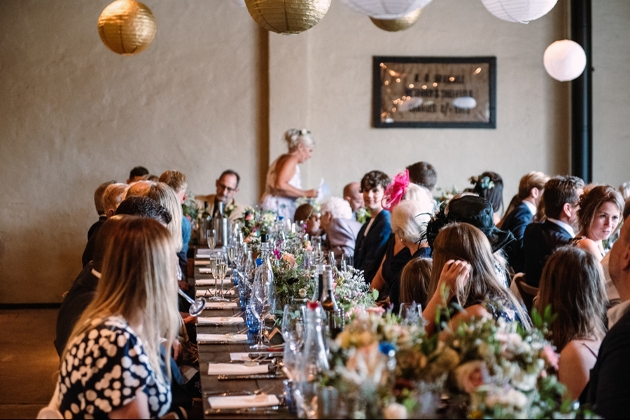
206,229,216,249
341,254,353,271
246,304,260,333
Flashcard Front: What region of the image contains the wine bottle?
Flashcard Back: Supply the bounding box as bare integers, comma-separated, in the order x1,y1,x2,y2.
320,267,338,313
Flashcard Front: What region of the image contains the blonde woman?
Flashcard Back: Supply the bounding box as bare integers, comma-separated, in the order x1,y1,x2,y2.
536,246,607,400
57,216,180,418
423,223,530,336
261,129,318,220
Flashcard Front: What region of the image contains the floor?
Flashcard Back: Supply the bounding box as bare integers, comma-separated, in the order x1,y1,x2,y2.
0,309,59,419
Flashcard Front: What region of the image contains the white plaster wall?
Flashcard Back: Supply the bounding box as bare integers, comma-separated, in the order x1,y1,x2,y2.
269,0,570,200
593,0,630,187
0,1,264,303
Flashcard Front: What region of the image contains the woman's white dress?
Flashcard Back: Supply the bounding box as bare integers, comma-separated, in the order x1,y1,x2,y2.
260,157,301,220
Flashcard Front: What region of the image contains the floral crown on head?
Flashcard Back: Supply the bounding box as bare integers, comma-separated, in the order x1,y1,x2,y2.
469,175,494,190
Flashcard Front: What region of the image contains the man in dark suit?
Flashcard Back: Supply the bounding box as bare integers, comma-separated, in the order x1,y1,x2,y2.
522,175,583,287
501,171,548,273
583,215,630,417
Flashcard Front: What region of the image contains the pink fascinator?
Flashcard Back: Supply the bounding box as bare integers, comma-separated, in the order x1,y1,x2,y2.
382,169,409,210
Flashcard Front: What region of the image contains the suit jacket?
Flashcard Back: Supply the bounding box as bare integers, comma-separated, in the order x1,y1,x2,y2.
54,263,99,356
194,194,244,223
326,217,362,259
502,202,533,273
583,308,630,418
353,210,392,284
87,215,107,240
522,220,572,287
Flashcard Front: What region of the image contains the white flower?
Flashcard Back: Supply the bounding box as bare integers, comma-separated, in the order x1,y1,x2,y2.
383,402,407,419
298,288,307,298
485,387,528,410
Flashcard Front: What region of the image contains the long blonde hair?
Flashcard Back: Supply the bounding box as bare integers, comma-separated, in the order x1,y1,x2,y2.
62,216,180,383
430,222,531,328
536,246,607,350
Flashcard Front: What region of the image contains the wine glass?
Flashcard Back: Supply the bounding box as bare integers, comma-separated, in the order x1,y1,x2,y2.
249,280,267,349
399,302,422,326
341,254,353,272
215,260,228,301
282,303,306,378
207,229,216,249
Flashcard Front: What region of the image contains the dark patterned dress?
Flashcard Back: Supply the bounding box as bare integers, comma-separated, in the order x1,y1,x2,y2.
57,315,171,418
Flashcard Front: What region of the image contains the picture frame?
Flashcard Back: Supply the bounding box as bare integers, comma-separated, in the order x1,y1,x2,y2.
373,56,497,129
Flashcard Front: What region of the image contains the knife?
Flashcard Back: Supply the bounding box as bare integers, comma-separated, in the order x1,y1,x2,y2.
217,373,285,380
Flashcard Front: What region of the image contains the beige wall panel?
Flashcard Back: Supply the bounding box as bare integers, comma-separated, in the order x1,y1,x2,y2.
269,0,569,201
0,1,262,303
593,0,630,188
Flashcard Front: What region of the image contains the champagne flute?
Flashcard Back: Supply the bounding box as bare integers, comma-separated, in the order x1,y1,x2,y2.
249,281,266,349
216,261,228,301
207,229,216,249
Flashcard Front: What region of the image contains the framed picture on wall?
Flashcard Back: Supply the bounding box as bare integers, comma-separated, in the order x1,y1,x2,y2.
373,56,497,129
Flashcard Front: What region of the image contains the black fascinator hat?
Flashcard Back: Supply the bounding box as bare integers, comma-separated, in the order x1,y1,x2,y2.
426,195,515,253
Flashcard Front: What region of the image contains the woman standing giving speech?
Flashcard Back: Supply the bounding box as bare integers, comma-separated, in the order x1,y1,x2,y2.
261,129,318,220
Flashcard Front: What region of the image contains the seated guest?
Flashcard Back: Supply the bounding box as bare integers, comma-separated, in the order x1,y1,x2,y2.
294,203,322,237
370,199,433,313
354,170,392,284
572,185,623,260
343,182,365,217
407,161,438,193
583,215,630,417
427,194,515,287
423,223,530,336
500,171,549,273
81,182,128,267
57,200,173,356
126,165,149,184
320,197,361,259
159,170,192,276
195,169,245,222
523,175,584,287
536,246,607,400
400,257,432,309
602,197,630,307
470,171,504,225
87,180,115,240
57,217,179,418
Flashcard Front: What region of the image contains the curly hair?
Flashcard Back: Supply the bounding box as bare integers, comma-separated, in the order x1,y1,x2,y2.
321,197,352,220
284,128,314,151
360,170,391,192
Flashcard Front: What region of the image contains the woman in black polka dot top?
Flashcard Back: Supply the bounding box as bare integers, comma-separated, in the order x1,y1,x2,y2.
57,216,180,418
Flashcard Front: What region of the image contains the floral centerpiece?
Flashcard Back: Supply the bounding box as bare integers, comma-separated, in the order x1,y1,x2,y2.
434,186,459,205
333,267,378,314
235,206,277,252
270,249,314,313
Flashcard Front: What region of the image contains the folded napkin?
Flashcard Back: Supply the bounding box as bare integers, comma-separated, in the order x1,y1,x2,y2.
197,316,243,325
196,288,235,297
197,333,248,343
195,278,231,285
207,363,269,375
195,259,210,266
204,301,238,309
229,352,254,361
208,394,280,409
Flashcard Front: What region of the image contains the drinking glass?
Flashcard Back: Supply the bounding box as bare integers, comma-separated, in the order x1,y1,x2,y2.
282,303,306,379
206,229,216,249
249,281,266,349
341,254,353,271
399,302,422,326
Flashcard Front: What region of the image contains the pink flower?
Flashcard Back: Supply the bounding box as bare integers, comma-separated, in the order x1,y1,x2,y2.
273,249,282,260
454,361,487,393
245,213,254,221
282,253,296,267
366,306,385,315
541,345,559,371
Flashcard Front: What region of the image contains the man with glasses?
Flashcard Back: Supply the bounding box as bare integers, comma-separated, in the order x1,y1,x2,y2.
195,169,244,222
522,175,584,287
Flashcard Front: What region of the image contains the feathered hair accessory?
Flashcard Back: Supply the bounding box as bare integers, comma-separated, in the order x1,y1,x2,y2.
382,170,410,210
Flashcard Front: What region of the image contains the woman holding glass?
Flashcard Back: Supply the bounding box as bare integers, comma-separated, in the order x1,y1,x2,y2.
261,129,318,221
55,216,180,418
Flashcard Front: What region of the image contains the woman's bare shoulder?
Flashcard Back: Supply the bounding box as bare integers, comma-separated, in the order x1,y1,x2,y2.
575,238,602,259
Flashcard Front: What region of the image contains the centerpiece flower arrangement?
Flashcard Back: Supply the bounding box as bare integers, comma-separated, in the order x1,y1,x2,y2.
316,306,592,419
236,206,277,248
332,267,378,314
270,249,314,312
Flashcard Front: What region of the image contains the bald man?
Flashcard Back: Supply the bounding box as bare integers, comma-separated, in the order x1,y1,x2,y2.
343,182,364,213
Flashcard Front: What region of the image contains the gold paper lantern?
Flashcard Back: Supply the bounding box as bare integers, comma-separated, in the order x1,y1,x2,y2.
245,0,331,35
370,8,422,32
98,0,157,55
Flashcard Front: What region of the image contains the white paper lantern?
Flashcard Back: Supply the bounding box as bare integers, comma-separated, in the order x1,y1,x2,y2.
230,0,246,6
543,40,587,82
481,0,558,24
453,97,477,109
341,0,432,19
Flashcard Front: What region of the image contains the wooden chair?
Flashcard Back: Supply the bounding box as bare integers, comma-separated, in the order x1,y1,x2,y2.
514,273,539,315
